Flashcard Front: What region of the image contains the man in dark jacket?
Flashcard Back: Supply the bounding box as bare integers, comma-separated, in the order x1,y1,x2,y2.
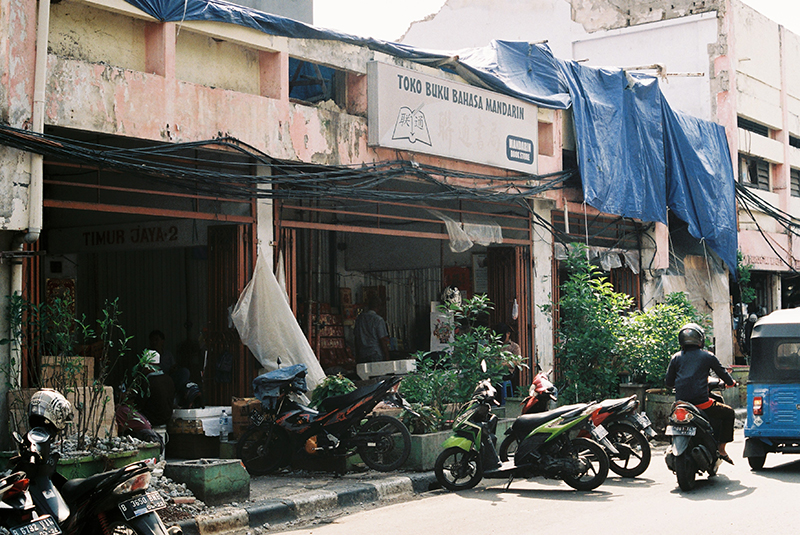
665,322,737,463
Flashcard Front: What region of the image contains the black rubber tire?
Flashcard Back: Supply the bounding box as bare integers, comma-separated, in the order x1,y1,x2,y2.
606,423,651,478
748,454,766,471
675,454,697,491
236,424,291,475
562,437,609,491
356,415,412,472
435,447,483,491
498,435,519,462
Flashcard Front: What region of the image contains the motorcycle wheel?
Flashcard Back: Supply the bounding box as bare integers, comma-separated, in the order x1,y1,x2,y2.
562,437,609,491
674,454,697,491
435,447,483,491
748,454,766,471
498,435,518,462
606,423,651,478
237,424,291,475
356,415,412,471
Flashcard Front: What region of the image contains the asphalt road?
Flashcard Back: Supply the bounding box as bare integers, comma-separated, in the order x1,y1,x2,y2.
280,430,800,535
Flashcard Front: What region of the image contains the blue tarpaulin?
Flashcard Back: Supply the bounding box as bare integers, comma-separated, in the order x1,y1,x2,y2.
123,0,737,275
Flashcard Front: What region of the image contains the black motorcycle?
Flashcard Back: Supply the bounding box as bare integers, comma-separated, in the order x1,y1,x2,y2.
237,363,415,475
7,389,180,535
664,378,728,491
0,470,59,535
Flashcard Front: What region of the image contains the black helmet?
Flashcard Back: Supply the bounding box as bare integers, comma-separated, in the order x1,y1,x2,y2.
678,323,705,349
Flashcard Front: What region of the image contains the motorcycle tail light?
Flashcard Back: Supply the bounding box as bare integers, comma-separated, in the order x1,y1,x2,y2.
112,472,151,496
2,478,30,499
753,396,763,416
672,407,693,423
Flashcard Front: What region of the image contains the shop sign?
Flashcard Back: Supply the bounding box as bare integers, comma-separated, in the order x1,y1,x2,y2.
47,220,207,253
367,61,538,173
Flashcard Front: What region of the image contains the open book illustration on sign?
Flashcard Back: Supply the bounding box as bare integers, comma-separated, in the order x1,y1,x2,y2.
392,104,432,145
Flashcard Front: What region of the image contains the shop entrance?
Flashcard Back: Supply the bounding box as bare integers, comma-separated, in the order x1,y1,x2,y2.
277,195,534,385
25,128,257,405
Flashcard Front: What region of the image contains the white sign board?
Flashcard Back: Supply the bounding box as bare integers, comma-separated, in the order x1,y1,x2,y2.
368,61,538,173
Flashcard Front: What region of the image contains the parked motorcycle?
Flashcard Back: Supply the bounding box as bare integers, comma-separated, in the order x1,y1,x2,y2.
6,389,179,535
500,376,655,478
0,470,59,535
434,373,613,492
237,363,415,475
518,368,558,415
664,378,730,491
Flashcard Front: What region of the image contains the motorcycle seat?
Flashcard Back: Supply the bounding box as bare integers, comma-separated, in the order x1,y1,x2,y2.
597,396,635,413
512,403,588,436
319,381,386,413
60,470,114,498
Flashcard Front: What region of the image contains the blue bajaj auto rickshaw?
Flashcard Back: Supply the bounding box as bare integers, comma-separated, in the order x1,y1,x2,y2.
744,309,800,470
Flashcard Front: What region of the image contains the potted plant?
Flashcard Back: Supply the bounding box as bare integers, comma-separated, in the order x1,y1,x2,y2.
2,294,151,456
397,295,523,470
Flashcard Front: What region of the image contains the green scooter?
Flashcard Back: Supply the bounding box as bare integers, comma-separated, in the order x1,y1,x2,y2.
435,370,612,492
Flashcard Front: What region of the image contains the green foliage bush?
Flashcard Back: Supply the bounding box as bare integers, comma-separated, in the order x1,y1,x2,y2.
618,292,710,387
550,243,713,402
547,245,633,403
399,294,522,433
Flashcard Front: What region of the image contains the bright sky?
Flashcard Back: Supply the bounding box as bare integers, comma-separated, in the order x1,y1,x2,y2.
313,0,800,42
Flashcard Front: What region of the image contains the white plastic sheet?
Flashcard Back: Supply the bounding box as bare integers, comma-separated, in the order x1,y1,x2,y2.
231,253,326,390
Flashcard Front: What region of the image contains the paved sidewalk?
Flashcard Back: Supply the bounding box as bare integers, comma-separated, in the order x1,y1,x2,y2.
176,470,438,534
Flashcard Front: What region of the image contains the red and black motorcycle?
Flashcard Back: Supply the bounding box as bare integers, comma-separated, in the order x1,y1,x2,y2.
236,364,414,475
500,372,655,478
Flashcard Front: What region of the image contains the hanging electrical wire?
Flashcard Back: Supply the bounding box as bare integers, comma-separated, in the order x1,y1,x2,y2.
0,124,575,204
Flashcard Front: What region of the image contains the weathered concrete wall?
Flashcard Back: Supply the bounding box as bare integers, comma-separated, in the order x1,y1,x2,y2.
570,0,721,33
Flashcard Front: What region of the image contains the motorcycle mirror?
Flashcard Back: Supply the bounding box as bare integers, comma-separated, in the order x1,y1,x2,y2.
480,359,487,373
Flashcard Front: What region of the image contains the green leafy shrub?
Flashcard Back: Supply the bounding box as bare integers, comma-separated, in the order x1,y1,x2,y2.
546,244,633,403
309,374,356,409
399,294,522,432
618,292,710,388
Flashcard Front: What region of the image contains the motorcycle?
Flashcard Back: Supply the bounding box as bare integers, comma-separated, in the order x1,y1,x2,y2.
434,373,613,492
500,374,655,478
6,389,179,535
0,470,59,535
236,363,415,475
518,368,558,415
664,378,731,491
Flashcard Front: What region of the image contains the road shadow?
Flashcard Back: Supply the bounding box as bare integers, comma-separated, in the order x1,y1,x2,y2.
443,478,616,503
668,473,755,500
746,457,800,482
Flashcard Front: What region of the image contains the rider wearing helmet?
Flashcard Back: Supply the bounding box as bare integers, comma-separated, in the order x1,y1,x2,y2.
29,388,73,430
665,323,737,463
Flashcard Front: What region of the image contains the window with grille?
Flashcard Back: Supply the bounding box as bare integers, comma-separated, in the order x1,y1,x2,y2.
792,168,800,198
739,154,770,191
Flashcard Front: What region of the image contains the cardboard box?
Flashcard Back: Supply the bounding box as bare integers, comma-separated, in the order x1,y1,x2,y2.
231,398,262,440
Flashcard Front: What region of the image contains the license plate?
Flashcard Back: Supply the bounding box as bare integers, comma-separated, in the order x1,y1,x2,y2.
665,425,696,436
592,424,609,441
118,491,166,521
10,516,61,535
635,413,652,428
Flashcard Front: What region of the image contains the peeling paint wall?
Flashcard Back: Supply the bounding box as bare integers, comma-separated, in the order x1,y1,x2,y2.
49,2,146,72
175,30,260,95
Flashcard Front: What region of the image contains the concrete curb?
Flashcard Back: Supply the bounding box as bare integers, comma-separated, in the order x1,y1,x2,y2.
178,472,438,534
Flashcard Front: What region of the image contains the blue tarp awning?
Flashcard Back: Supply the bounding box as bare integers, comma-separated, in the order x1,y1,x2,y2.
123,0,737,275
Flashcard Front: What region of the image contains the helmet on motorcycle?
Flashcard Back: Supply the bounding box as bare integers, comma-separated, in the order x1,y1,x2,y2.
28,389,73,430
678,323,705,349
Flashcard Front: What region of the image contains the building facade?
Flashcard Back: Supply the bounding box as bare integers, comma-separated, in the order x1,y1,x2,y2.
0,0,570,442
404,0,800,363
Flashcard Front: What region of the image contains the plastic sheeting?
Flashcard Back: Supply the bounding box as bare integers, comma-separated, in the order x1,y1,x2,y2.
429,210,503,252
231,253,326,390
122,0,737,276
